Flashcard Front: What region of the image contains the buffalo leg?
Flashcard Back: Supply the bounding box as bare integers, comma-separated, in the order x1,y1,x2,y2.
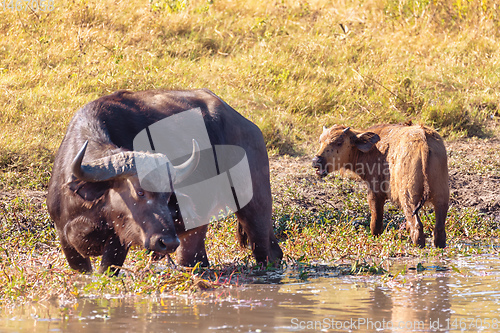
61,218,97,273
237,135,283,266
433,202,448,248
59,235,92,273
99,234,129,275
367,191,385,236
175,225,209,267
235,199,283,266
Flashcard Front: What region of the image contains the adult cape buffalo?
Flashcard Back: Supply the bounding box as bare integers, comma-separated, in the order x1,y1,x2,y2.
312,124,449,248
47,89,283,274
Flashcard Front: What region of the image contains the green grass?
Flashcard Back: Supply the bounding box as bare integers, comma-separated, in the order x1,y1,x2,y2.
1,0,500,307
1,171,499,306
1,0,499,170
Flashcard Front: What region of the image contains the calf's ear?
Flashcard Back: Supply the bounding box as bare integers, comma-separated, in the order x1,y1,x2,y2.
354,132,380,152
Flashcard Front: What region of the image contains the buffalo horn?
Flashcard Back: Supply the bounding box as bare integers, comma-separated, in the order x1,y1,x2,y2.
172,139,200,184
72,139,200,184
71,140,139,182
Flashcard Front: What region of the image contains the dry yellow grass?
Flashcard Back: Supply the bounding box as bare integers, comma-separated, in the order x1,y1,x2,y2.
1,0,499,165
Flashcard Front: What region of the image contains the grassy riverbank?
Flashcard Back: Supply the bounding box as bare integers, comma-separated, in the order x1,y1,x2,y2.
1,138,499,306
1,0,499,161
1,0,500,306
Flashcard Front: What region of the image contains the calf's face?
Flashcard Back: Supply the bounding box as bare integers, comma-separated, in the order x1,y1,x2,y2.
106,176,180,258
312,126,380,177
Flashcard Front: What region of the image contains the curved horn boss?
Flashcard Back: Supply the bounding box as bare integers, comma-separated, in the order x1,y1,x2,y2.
71,139,200,184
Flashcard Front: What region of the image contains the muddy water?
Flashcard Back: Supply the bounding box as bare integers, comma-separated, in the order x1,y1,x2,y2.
2,254,500,333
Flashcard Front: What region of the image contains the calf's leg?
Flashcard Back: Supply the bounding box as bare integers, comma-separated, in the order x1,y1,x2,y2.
433,202,448,248
368,191,385,236
401,199,426,248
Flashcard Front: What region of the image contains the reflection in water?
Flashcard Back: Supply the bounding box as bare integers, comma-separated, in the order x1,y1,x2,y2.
1,255,500,332
389,276,451,331
278,276,452,331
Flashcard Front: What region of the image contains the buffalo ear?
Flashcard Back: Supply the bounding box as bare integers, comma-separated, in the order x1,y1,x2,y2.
66,177,110,202
354,132,380,152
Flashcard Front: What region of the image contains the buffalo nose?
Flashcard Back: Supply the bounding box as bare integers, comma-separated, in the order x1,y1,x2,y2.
150,234,180,254
312,155,328,177
312,156,323,167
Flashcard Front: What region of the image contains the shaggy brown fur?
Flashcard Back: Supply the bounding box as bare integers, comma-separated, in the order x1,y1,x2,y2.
313,124,449,248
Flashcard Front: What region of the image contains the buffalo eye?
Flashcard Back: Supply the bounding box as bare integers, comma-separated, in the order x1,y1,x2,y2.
137,190,145,197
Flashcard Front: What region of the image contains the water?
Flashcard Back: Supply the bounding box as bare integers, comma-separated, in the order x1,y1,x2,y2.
2,254,500,332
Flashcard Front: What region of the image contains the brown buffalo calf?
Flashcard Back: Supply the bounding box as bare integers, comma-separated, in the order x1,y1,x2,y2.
312,124,449,248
